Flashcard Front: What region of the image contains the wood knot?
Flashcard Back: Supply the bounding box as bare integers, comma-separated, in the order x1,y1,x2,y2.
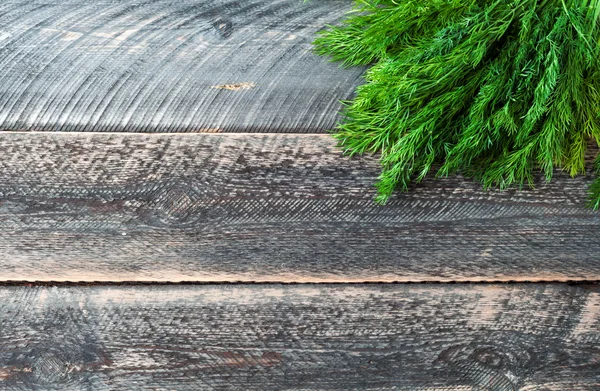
158,187,196,222
434,338,538,391
3,343,109,389
138,180,210,228
470,347,506,369
30,349,73,384
211,17,233,38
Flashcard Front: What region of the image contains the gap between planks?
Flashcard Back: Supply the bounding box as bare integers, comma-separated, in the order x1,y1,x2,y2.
1,278,600,284
0,280,598,286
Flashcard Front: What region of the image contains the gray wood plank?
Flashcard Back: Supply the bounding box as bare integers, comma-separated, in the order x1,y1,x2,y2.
0,132,599,282
0,283,598,390
0,0,364,133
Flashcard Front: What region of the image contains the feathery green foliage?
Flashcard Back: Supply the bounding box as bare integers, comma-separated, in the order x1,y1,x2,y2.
314,0,600,207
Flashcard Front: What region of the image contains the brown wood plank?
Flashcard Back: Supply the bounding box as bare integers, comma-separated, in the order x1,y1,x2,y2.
0,132,598,282
0,0,364,133
0,283,598,390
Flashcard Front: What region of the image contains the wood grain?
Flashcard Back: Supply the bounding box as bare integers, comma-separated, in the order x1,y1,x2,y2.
0,0,364,133
0,132,598,282
0,283,597,390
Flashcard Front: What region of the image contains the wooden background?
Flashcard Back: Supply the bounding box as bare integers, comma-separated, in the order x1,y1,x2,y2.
0,0,598,389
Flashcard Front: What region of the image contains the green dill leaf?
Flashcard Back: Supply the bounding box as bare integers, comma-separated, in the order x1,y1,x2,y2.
314,0,600,208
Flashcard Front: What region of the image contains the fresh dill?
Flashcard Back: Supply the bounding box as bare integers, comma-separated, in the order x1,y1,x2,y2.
314,0,600,208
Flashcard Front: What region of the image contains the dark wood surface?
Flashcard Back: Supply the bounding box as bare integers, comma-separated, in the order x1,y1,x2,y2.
1,132,598,282
1,1,598,389
0,0,364,133
0,283,597,390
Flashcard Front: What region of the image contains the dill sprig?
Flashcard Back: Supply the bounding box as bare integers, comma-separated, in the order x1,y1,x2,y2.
314,0,600,208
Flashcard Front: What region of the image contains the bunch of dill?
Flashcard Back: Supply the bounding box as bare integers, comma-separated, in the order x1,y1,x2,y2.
314,0,600,208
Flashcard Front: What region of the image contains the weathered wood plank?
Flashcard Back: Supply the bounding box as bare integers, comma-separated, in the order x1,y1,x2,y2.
0,0,364,133
0,132,598,282
0,283,598,390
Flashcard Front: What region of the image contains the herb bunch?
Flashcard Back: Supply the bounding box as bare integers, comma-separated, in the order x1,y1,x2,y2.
314,0,600,208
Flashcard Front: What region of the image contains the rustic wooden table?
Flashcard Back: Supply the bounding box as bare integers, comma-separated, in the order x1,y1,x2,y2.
0,0,598,389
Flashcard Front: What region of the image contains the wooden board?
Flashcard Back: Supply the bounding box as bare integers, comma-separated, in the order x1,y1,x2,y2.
0,283,597,390
0,0,364,133
1,132,599,282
